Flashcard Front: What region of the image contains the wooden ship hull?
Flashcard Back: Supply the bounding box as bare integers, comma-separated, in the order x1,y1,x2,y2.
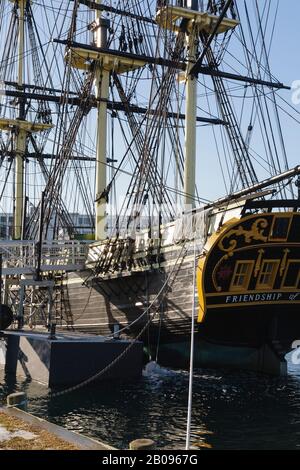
61,200,300,375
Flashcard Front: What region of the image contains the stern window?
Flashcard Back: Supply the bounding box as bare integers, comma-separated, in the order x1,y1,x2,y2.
256,260,279,290
269,216,292,241
230,261,254,292
282,261,300,289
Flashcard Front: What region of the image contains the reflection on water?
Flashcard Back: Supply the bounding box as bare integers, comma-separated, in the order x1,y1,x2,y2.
1,356,300,450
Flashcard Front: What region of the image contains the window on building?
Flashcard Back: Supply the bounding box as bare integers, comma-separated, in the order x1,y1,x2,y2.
282,261,300,289
230,261,254,292
269,216,292,241
256,260,279,290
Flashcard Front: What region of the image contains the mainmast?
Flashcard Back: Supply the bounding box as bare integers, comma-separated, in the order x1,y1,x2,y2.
65,1,238,234
94,0,109,241
156,1,238,208
65,0,146,240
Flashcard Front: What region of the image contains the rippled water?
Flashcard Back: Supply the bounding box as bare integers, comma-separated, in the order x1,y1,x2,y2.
1,356,300,450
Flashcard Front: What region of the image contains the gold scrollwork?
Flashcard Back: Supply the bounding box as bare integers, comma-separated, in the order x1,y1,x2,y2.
218,218,268,253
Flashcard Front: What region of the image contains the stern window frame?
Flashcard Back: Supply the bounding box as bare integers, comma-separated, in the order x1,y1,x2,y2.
230,260,254,292
269,215,293,242
256,260,280,290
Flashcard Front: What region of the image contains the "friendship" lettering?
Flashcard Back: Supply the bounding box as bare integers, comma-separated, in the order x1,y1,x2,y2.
225,293,283,304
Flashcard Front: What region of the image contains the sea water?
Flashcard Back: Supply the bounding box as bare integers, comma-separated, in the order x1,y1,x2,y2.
1,356,300,450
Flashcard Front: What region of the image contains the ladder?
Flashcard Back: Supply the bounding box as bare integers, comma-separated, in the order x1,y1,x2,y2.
53,273,74,329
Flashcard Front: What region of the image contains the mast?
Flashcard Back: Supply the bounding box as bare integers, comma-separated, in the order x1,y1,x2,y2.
184,0,198,208
65,1,146,241
65,1,238,234
156,1,238,208
0,0,52,239
15,0,26,240
94,0,109,241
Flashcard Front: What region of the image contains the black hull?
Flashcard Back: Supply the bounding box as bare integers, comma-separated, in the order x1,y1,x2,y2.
61,249,299,375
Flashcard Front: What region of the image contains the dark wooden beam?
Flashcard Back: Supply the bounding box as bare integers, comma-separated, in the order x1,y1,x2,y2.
3,80,79,96
2,89,226,125
0,151,96,162
53,39,186,71
197,67,290,90
54,39,290,90
74,0,156,24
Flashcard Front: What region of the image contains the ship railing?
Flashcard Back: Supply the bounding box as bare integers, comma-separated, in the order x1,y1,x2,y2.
86,209,212,272
0,240,89,275
85,223,183,272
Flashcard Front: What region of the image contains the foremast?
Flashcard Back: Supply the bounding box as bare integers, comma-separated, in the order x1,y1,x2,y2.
0,0,52,240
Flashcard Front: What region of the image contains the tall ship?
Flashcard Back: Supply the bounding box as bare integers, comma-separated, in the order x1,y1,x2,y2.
0,0,299,375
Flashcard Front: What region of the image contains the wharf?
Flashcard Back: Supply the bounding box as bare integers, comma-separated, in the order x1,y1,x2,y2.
0,406,115,450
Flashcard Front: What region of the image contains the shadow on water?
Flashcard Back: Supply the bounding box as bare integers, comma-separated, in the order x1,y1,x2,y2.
1,357,300,450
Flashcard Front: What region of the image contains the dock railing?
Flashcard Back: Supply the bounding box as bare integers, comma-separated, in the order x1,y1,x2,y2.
0,240,89,275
